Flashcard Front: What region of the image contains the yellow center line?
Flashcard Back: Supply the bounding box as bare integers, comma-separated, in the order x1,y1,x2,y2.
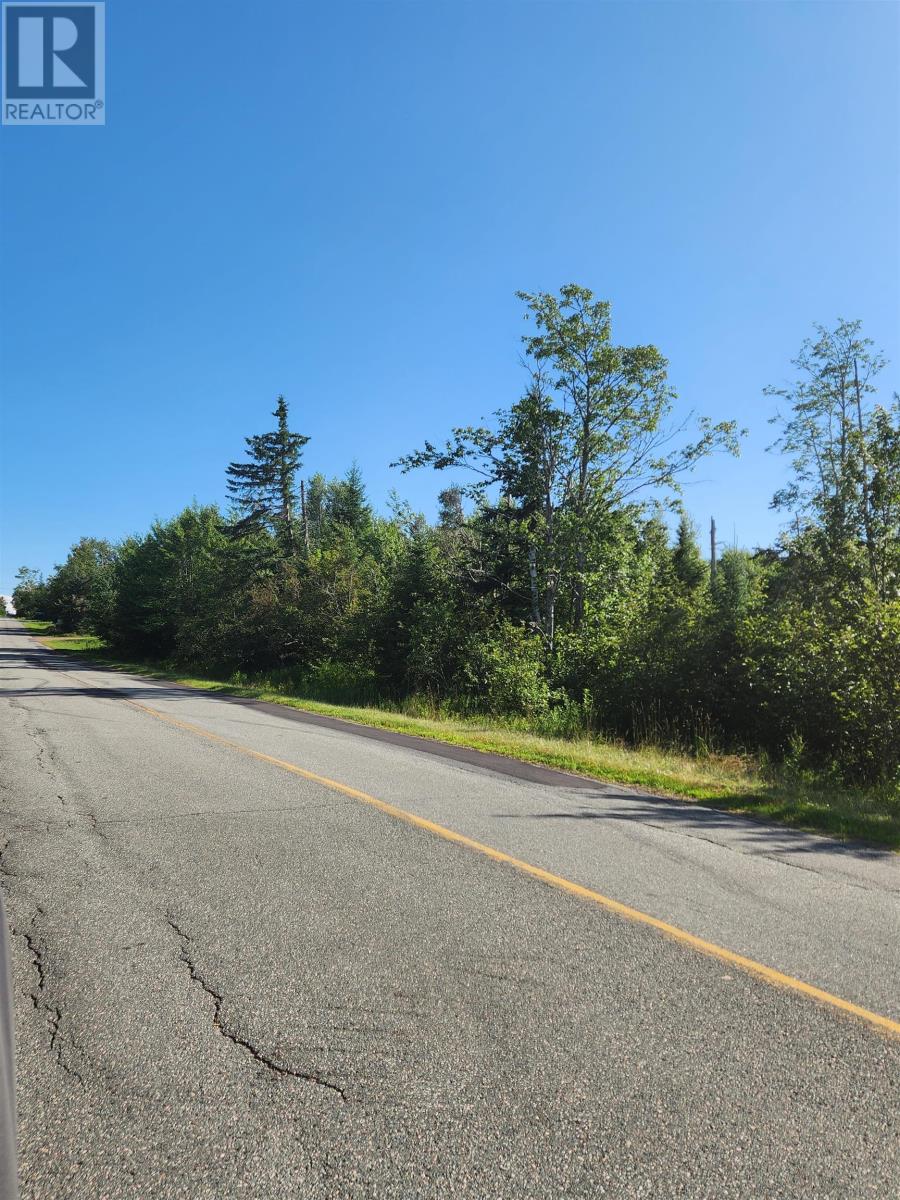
112,696,900,1041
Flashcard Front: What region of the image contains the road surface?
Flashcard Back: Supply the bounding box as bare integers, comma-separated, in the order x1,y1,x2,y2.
0,618,897,1198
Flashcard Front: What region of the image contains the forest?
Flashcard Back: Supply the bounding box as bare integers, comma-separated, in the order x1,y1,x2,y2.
13,286,900,799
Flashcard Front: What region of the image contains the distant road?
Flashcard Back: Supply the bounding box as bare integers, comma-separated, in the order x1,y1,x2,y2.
1,617,898,1198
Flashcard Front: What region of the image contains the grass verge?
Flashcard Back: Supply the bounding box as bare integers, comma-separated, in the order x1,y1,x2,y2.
19,619,900,850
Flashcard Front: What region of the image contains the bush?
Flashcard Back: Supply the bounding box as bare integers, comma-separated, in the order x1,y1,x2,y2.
463,622,550,718
744,592,900,785
821,597,900,784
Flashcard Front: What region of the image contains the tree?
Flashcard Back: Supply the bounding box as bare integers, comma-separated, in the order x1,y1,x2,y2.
396,285,742,641
44,538,118,632
372,524,472,698
766,319,893,594
672,509,706,592
327,463,372,539
12,567,47,619
437,486,465,530
758,320,900,781
397,372,570,646
226,396,309,554
304,473,328,547
866,397,900,597
517,285,742,624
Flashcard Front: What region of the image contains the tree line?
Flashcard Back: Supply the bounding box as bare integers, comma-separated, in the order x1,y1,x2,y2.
14,286,900,786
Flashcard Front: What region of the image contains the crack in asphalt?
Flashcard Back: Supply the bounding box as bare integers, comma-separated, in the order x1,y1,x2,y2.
0,838,17,881
165,915,349,1101
12,911,86,1089
84,810,106,838
12,710,69,794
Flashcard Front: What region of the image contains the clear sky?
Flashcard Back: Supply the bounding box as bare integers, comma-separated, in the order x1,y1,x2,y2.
1,0,898,593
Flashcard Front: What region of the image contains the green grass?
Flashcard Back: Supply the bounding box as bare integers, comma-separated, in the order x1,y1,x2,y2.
21,623,105,653
19,619,900,849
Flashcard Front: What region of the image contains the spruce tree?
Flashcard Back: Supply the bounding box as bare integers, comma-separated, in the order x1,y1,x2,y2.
328,463,371,536
226,396,309,553
672,509,706,591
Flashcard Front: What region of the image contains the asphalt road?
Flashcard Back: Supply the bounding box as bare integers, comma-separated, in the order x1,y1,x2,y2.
0,618,897,1198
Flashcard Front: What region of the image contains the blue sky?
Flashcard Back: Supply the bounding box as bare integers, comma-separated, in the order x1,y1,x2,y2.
1,0,898,593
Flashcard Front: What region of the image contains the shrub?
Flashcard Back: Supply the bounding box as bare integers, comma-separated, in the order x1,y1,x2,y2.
463,622,550,718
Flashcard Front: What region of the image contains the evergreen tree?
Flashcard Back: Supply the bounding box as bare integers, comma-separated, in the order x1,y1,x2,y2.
672,509,706,591
226,396,309,554
328,463,372,537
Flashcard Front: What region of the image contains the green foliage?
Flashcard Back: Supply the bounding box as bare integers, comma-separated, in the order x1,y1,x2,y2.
106,505,232,660
767,320,898,600
463,621,551,717
396,286,742,642
741,587,900,785
36,538,117,633
672,509,706,591
12,566,48,619
21,297,899,806
372,526,472,697
226,395,309,553
325,462,372,540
